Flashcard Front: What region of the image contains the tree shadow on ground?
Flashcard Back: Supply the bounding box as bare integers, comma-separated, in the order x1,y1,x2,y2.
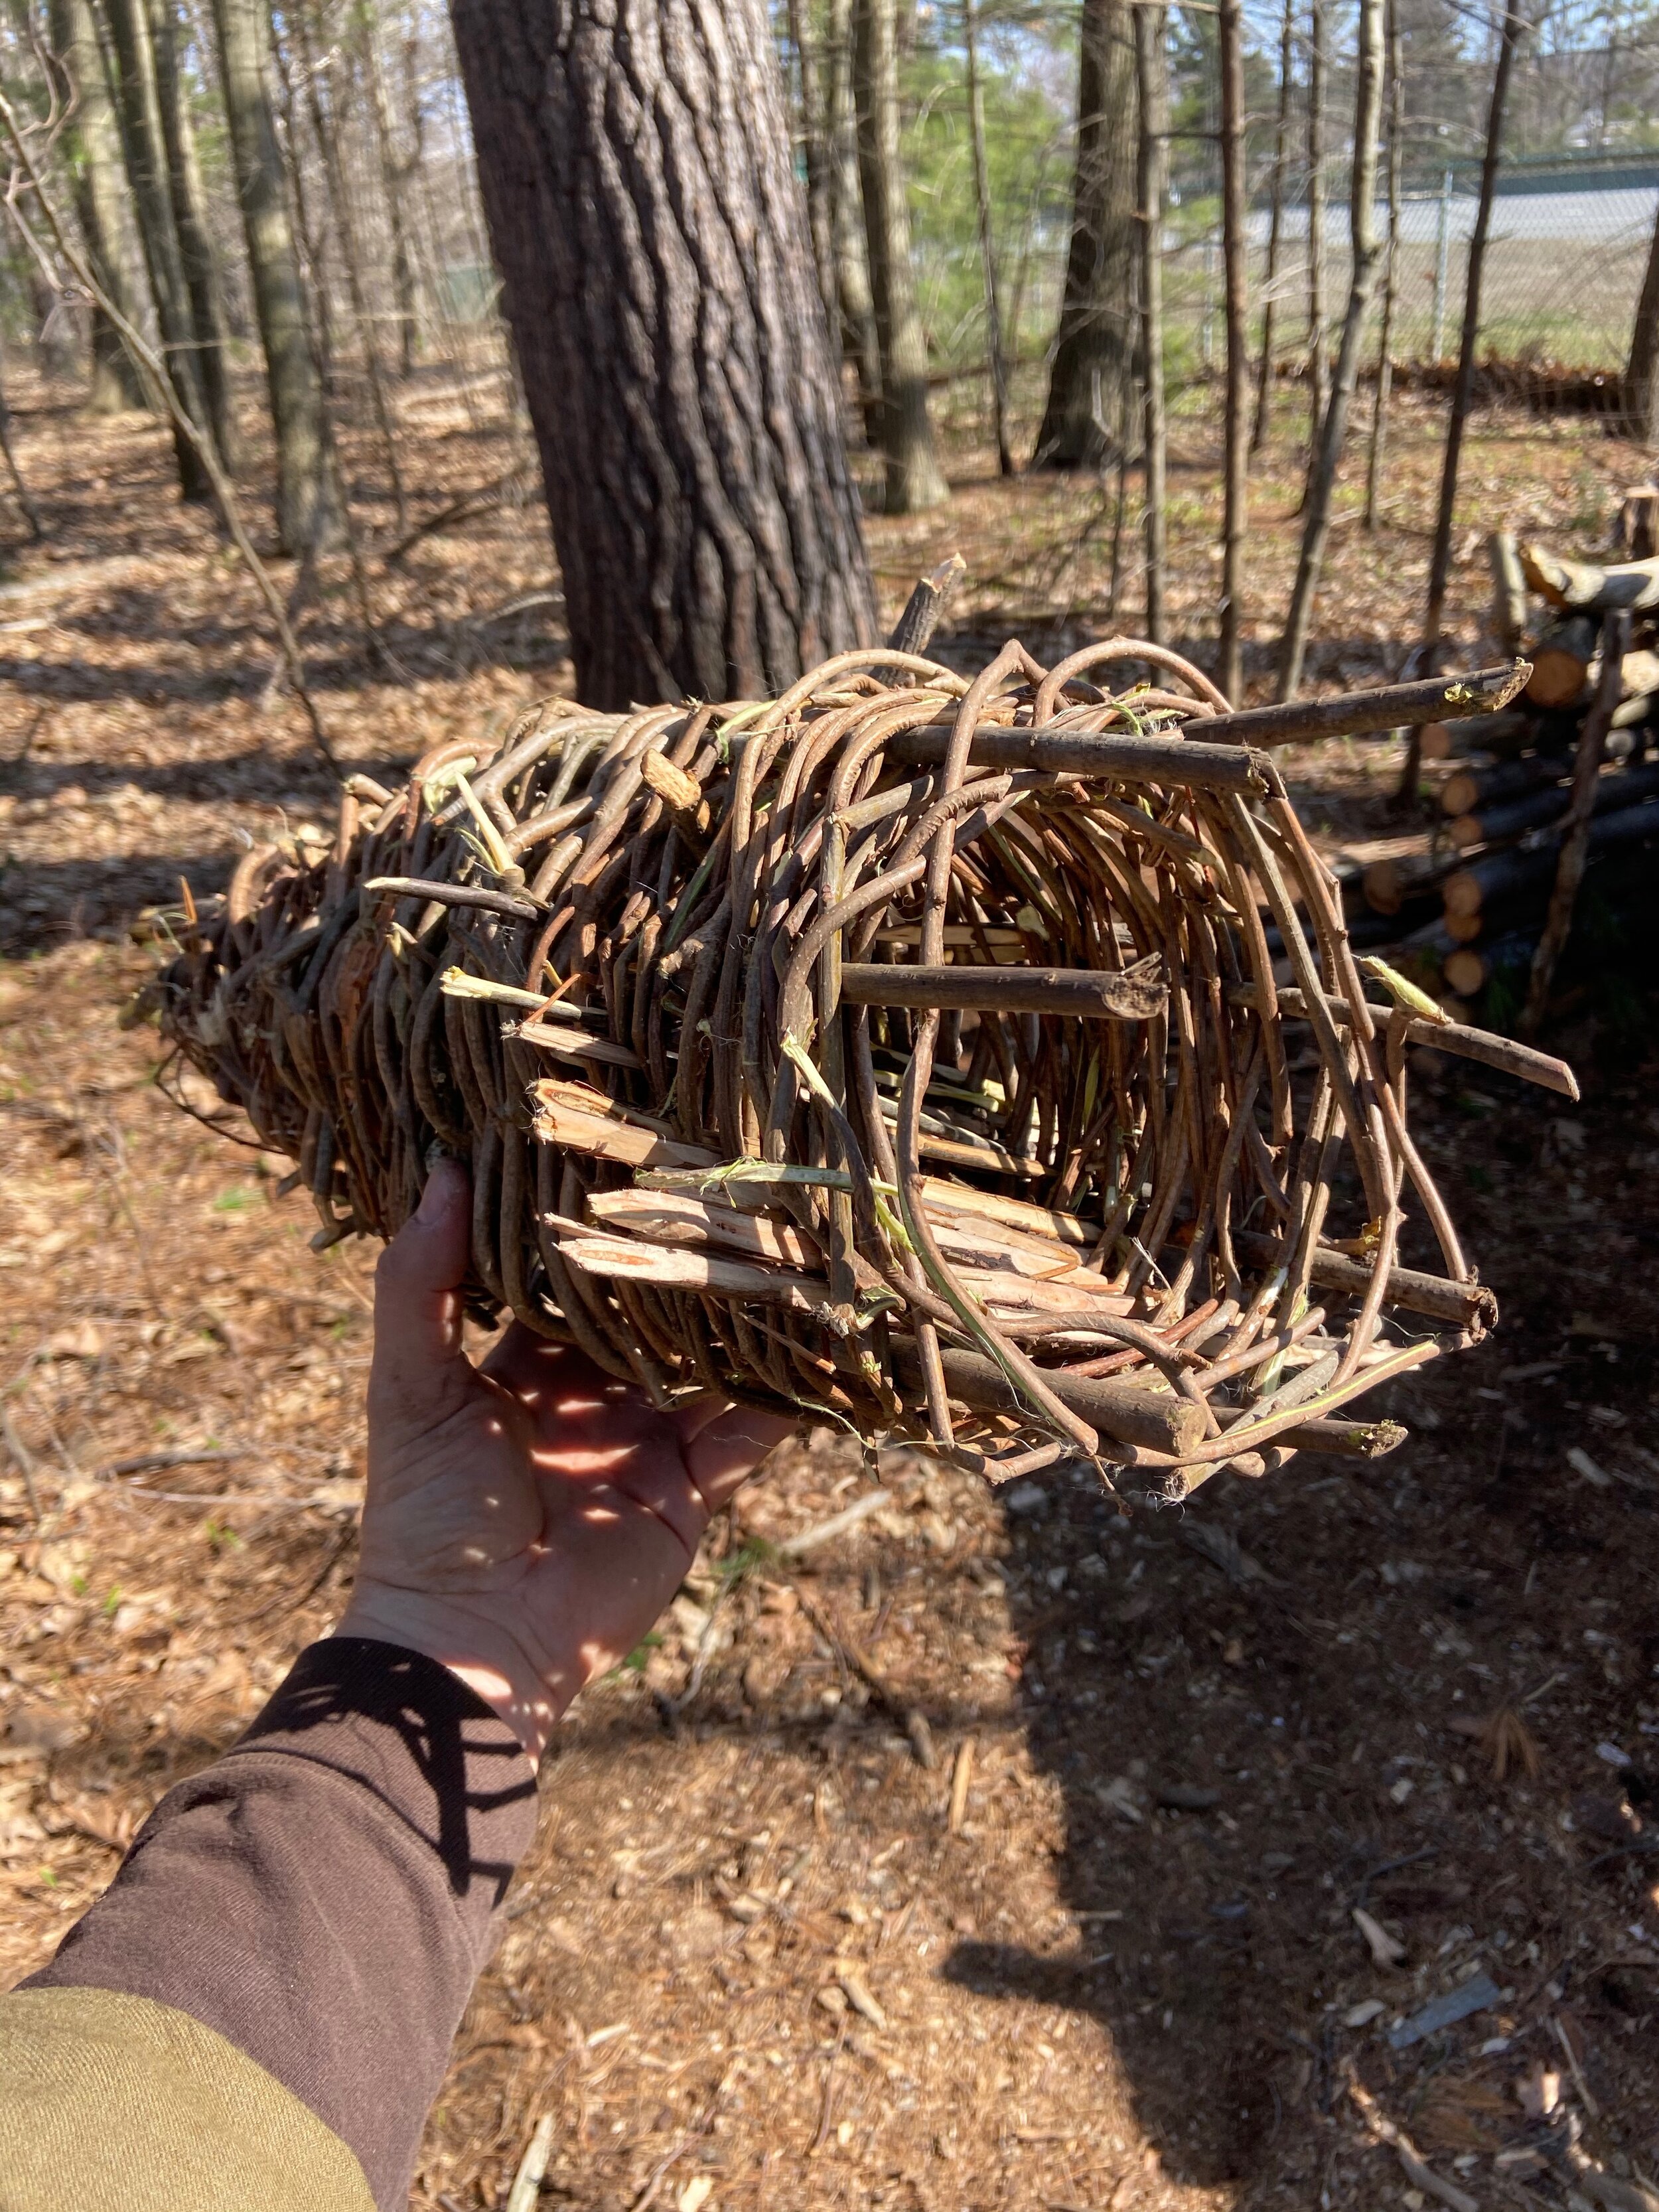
936,1058,1659,2199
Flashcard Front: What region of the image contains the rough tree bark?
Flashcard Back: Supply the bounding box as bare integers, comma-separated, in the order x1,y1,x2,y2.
210,0,338,552
853,0,948,512
48,0,148,411
1277,0,1384,699
1034,0,1137,469
449,0,877,708
145,0,237,467
1218,0,1248,700
98,0,213,498
1134,0,1167,641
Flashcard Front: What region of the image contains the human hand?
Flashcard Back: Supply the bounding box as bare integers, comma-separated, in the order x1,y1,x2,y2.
334,1161,795,1759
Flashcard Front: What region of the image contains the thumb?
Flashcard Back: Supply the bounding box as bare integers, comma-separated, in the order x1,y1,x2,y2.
372,1159,473,1393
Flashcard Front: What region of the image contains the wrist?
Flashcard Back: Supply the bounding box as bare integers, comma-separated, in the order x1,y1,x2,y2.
334,1585,575,1762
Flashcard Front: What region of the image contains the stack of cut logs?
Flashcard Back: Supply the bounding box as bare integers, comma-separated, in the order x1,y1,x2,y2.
1354,488,1659,1003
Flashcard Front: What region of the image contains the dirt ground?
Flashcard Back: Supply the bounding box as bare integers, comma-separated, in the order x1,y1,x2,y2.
0,364,1656,2212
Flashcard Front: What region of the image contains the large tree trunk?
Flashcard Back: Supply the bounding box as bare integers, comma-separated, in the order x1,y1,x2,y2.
1277,0,1384,699
1033,0,1137,471
210,0,338,552
48,0,148,412
145,0,238,468
449,0,877,709
98,0,213,498
853,0,948,512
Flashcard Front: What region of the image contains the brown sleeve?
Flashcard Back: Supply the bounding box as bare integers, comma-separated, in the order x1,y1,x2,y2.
22,1636,539,2212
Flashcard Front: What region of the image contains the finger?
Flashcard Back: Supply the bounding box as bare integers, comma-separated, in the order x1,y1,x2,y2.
372,1160,473,1398
683,1406,797,1515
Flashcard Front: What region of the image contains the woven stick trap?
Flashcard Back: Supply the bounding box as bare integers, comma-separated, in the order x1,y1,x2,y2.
150,635,1566,1499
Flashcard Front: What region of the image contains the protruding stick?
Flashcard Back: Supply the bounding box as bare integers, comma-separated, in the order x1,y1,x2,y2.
889,725,1268,792
890,662,1530,780
886,552,967,660
1241,981,1580,1101
1193,659,1528,747
893,1341,1207,1459
1275,1414,1407,1459
839,962,1165,1021
1233,1229,1496,1333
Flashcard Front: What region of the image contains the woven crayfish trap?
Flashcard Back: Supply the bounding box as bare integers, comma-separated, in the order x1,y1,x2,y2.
150,636,1568,1499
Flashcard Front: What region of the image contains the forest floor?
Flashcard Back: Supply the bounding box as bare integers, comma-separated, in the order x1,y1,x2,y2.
0,362,1656,2212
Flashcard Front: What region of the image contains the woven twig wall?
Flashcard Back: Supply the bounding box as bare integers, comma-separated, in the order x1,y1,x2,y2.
152,636,1563,1500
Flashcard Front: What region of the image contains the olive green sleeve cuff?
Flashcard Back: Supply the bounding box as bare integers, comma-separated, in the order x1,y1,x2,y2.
0,1986,374,2212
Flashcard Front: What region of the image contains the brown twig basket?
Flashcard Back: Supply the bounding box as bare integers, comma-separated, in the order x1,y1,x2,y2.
150,636,1565,1499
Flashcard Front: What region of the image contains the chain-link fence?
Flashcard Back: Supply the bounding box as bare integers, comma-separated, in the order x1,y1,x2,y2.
1153,147,1659,394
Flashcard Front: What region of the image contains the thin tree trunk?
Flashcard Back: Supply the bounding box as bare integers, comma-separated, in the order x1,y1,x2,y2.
449,0,877,708
48,0,148,411
1624,197,1659,445
1034,0,1137,470
1251,0,1293,457
25,238,79,383
854,0,947,512
1422,2,1524,651
1277,0,1384,700
0,82,340,767
98,0,212,498
788,0,834,321
297,0,407,532
399,21,480,413
0,346,44,536
1305,0,1327,456
826,0,881,443
1364,0,1402,528
145,0,236,467
267,9,331,375
210,0,338,552
1218,0,1248,701
1134,0,1166,642
363,25,418,379
963,0,1009,477
1404,0,1526,802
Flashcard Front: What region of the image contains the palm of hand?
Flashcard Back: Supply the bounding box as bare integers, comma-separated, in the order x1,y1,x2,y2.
338,1161,795,1755
363,1327,776,1684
